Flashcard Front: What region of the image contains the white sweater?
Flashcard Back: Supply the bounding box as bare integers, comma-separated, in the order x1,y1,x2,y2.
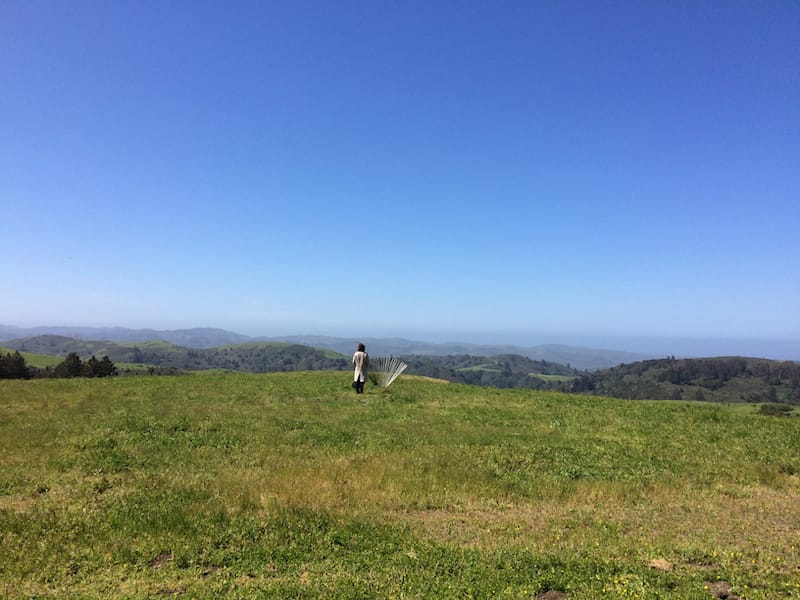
352,351,368,382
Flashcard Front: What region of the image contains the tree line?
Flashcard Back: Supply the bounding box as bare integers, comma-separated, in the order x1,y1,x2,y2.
0,351,118,379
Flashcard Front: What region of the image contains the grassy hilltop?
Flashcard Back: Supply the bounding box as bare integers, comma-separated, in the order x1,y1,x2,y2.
1,373,799,598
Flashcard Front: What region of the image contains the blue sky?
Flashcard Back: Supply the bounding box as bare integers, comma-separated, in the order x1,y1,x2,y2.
2,1,799,350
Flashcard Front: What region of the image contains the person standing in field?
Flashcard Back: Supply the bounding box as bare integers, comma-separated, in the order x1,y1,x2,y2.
352,342,368,394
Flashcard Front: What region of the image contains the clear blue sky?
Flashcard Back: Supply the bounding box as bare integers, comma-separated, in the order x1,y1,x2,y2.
2,1,798,348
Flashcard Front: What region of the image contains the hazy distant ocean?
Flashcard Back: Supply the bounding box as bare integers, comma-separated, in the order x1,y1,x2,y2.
420,332,800,362
538,336,800,362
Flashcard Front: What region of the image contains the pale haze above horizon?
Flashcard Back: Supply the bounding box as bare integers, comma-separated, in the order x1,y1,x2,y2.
2,2,798,351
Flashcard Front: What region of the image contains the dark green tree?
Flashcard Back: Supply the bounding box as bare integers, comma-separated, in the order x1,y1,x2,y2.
70,354,118,378
98,355,118,377
86,355,101,377
54,353,87,378
0,351,31,379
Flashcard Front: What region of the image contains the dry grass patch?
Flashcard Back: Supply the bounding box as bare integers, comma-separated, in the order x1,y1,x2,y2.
396,482,800,570
402,374,451,384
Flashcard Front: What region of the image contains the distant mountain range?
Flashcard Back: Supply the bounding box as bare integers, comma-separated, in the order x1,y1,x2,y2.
0,325,251,349
0,325,649,371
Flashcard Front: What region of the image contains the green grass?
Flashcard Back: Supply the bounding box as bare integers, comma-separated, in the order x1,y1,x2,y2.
458,365,502,373
1,373,799,598
456,366,576,383
529,373,575,382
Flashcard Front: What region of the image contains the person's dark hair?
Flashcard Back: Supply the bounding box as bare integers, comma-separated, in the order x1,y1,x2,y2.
357,343,365,352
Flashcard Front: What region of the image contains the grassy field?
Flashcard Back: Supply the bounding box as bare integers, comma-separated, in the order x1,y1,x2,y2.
1,372,798,599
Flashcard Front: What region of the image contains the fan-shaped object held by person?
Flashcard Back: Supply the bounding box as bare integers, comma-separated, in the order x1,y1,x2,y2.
368,356,408,388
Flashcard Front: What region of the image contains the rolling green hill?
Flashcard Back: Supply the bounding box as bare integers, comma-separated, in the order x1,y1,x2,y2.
1,372,798,598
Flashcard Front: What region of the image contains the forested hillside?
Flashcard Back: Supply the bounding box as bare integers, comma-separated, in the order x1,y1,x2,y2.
570,356,800,403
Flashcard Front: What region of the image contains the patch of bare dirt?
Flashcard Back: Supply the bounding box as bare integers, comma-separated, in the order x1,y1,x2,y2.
704,580,742,599
648,558,672,571
148,552,171,569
